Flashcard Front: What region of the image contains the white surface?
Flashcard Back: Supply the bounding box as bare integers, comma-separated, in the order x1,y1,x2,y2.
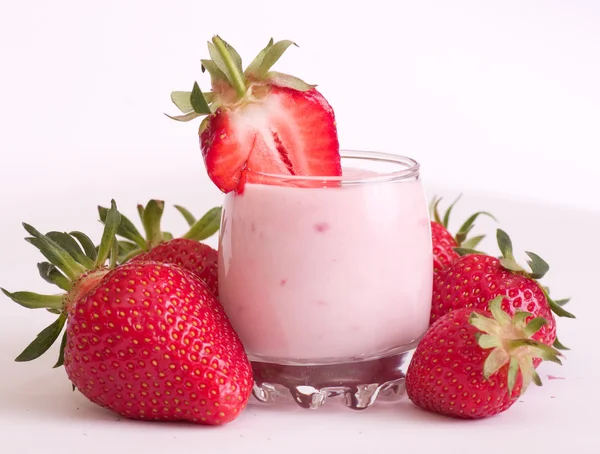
0,0,600,212
1,0,599,451
0,179,598,453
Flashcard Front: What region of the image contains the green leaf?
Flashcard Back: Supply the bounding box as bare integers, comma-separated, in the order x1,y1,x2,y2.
460,234,485,250
245,37,274,77
431,196,443,225
98,205,146,250
37,262,71,291
170,91,193,113
548,296,576,319
171,91,216,113
142,200,165,248
264,71,315,91
190,82,212,114
136,204,145,223
1,288,64,310
442,194,462,228
540,286,576,319
525,251,549,280
531,370,542,387
507,356,519,394
109,232,119,268
489,296,510,325
182,207,222,241
15,313,66,362
22,224,86,281
496,229,515,260
553,337,570,350
254,40,297,79
482,347,509,379
69,231,98,261
164,111,204,122
499,257,526,273
162,231,174,241
512,311,533,328
53,330,68,368
210,36,247,98
95,200,122,267
478,334,501,350
523,317,548,338
46,232,95,268
174,205,196,226
455,211,497,244
554,298,570,306
201,59,228,84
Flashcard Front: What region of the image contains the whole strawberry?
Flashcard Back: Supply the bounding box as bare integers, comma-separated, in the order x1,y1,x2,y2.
167,36,342,193
429,195,494,275
2,201,252,425
133,238,218,296
98,200,220,295
406,296,562,419
430,228,574,349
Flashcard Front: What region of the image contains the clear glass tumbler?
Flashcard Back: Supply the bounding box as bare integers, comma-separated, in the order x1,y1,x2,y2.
217,150,432,409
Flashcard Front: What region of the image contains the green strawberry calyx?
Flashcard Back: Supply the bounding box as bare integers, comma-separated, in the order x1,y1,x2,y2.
97,200,221,263
494,228,575,320
430,194,497,250
470,296,563,395
1,201,122,367
166,36,315,133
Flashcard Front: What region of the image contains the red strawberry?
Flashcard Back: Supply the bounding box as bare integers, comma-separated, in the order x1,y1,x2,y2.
429,195,495,275
133,238,218,296
431,229,574,349
406,296,562,419
98,200,220,295
2,201,252,425
167,36,342,193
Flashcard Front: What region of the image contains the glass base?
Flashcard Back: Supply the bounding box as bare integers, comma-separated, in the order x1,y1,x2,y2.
250,344,416,410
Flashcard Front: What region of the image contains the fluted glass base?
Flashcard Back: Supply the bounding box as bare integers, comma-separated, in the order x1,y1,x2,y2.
249,343,416,410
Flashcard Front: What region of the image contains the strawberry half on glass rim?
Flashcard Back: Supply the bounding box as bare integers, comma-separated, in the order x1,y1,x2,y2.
167,36,342,193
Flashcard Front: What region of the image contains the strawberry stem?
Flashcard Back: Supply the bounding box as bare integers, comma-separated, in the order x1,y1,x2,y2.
212,35,246,98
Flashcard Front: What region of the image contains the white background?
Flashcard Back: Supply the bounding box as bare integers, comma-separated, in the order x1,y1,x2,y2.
1,1,599,453
0,0,599,213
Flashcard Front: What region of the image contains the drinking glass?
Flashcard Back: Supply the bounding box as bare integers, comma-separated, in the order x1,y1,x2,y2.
218,150,432,409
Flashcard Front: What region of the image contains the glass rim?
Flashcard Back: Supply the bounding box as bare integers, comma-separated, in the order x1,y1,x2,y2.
246,150,420,184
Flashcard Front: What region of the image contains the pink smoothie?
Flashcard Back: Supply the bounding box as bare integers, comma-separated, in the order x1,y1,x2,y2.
218,168,432,362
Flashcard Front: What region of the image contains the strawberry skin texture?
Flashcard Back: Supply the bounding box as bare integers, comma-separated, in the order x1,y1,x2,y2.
430,254,556,346
133,238,219,297
431,221,460,274
406,308,522,419
200,86,341,193
63,261,252,425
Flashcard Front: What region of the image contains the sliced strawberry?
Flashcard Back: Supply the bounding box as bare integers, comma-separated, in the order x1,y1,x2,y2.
201,87,341,192
169,36,342,193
